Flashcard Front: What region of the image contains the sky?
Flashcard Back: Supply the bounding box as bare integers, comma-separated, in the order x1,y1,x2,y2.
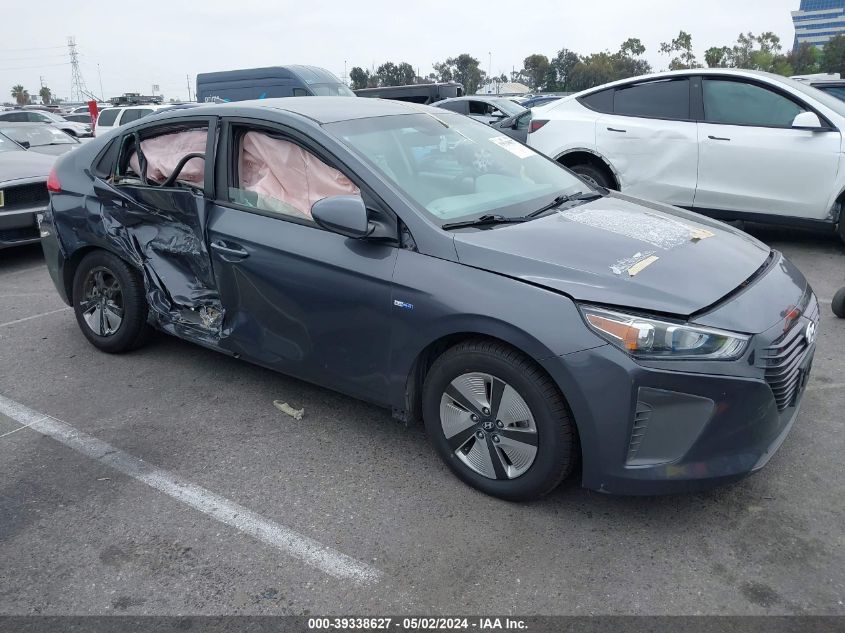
2,0,800,103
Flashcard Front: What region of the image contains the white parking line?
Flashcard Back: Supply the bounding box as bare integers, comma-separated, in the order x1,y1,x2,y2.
0,307,71,328
0,393,382,585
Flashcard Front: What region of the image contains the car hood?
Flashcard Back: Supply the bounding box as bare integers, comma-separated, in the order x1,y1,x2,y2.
0,150,55,181
452,193,772,317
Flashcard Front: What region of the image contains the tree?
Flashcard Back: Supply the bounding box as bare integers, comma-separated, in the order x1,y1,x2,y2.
431,54,486,94
564,40,652,92
705,46,731,68
373,61,416,86
349,67,370,90
790,42,821,75
660,31,699,70
620,38,646,58
39,86,52,105
614,38,652,79
521,54,550,91
822,34,845,77
10,85,29,106
709,32,793,75
546,48,581,91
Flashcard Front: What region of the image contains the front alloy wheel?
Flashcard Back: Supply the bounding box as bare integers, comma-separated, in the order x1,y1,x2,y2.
423,339,576,501
440,372,538,480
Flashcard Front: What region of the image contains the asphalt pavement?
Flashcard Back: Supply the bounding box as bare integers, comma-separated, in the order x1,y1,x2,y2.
1,224,843,616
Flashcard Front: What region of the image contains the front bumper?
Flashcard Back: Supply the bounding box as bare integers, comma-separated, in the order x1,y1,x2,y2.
543,284,818,496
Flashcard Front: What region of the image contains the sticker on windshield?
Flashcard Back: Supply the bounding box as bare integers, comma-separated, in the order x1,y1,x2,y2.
488,135,534,159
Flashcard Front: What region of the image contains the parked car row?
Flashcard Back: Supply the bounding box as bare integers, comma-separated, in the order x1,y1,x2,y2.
0,108,91,138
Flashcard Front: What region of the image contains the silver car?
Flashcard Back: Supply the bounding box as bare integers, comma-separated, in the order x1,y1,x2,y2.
0,131,54,248
0,109,91,138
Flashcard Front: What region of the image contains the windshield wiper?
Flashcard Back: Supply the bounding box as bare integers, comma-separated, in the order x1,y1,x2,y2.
441,214,529,231
524,191,604,219
441,191,605,231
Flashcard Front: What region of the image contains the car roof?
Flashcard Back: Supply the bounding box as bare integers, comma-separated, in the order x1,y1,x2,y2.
114,104,168,111
207,96,439,124
557,68,813,103
0,121,55,127
435,96,512,103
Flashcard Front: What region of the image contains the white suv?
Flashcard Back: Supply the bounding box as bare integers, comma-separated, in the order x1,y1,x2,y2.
94,104,169,136
528,69,845,241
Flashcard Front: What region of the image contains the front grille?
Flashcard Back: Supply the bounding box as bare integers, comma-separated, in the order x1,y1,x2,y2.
1,182,49,211
762,322,811,411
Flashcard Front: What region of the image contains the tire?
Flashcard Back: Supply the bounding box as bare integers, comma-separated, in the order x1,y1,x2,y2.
72,250,150,353
422,339,575,501
832,287,845,319
569,163,613,190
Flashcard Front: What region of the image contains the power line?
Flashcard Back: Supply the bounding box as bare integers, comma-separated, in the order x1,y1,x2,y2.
0,62,71,72
0,45,66,52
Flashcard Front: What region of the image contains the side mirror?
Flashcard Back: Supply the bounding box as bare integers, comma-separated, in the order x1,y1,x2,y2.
311,195,373,239
792,111,826,131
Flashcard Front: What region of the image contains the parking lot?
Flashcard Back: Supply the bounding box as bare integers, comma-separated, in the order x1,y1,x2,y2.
0,225,844,616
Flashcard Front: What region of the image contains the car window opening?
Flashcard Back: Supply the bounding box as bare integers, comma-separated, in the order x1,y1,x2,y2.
228,130,361,221
121,128,208,188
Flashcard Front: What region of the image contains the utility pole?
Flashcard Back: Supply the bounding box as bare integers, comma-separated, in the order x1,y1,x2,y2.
343,60,347,86
68,36,90,103
186,74,193,102
98,64,105,101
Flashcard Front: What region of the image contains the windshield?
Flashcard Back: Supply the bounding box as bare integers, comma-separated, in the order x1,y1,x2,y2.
0,132,24,153
326,112,587,223
491,99,527,117
0,125,77,147
310,83,356,97
775,74,845,118
38,111,67,122
814,85,845,103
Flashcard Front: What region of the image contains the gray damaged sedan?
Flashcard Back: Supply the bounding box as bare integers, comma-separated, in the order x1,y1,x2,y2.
40,98,819,500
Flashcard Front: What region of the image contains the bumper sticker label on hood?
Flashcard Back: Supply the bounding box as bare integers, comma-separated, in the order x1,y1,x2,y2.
611,251,660,277
560,207,715,250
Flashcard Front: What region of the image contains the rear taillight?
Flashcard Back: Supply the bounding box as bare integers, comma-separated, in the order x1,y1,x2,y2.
529,119,549,134
46,166,61,193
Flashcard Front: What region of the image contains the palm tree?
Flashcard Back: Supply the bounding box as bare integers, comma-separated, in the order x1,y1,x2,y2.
39,86,52,105
10,85,29,106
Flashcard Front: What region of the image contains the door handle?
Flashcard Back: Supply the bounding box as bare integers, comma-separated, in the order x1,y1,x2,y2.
708,135,731,141
607,127,627,133
211,241,249,259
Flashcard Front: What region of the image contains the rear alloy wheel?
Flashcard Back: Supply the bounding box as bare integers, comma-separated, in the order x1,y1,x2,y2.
72,250,150,353
80,267,124,336
569,163,613,189
423,339,575,501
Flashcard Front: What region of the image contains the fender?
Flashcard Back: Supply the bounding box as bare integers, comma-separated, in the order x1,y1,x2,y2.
554,147,622,186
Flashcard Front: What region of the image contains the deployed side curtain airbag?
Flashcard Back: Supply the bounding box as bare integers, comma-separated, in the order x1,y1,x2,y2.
128,130,207,186
237,131,360,218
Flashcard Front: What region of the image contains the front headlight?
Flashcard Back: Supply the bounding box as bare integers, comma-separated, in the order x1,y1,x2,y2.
579,306,749,360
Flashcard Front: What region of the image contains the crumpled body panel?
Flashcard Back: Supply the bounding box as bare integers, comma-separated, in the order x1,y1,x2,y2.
99,185,225,344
